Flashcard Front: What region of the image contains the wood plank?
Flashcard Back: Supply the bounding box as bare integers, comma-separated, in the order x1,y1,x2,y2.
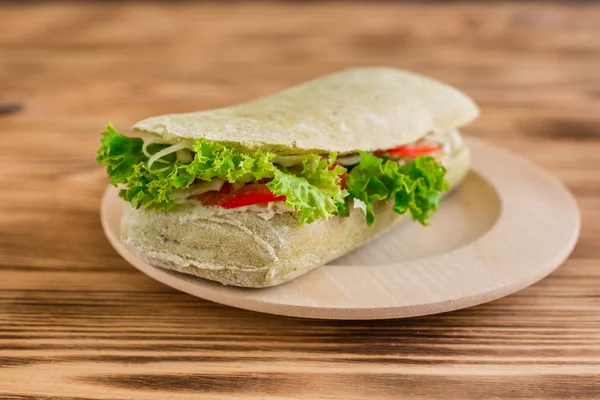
1,2,599,399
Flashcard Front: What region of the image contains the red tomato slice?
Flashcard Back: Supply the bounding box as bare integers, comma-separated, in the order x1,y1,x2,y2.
220,185,286,208
329,163,348,188
193,190,226,207
379,141,440,158
193,183,285,209
339,170,348,188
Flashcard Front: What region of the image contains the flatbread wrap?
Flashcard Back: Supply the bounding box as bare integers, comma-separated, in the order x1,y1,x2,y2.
97,67,479,287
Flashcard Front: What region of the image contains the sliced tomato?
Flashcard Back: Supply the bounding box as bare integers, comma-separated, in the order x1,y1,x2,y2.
220,184,286,208
339,170,348,188
329,163,348,188
193,183,285,209
379,140,440,158
193,190,226,207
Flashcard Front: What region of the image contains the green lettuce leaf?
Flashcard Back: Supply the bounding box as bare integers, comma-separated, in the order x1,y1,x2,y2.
96,125,348,225
346,152,448,226
97,125,446,227
267,155,347,225
298,153,346,198
96,124,145,186
186,139,277,184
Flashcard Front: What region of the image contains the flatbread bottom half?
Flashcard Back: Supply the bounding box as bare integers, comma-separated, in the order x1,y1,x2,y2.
121,148,471,288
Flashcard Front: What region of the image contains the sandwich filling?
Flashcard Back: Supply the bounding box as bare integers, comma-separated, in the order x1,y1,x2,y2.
97,125,461,226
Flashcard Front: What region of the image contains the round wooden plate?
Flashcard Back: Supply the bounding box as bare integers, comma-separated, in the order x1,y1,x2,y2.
101,138,580,320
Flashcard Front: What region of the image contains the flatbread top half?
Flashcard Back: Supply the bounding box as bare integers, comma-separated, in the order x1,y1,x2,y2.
133,67,479,154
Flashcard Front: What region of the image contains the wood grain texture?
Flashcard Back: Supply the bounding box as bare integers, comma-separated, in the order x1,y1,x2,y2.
0,1,599,399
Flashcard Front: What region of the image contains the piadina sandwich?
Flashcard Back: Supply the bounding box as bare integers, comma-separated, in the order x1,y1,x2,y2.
97,67,478,287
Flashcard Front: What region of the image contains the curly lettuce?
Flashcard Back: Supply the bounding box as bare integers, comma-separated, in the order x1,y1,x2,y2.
96,124,146,186
266,155,347,225
96,125,346,224
345,151,448,226
97,125,448,226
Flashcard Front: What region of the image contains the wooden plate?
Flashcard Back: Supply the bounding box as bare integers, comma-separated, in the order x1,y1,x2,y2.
101,138,580,320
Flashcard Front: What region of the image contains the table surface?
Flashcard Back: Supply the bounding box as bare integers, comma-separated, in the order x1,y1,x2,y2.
1,2,599,399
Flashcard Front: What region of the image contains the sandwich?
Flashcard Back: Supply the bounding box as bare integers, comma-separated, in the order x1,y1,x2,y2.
97,67,478,287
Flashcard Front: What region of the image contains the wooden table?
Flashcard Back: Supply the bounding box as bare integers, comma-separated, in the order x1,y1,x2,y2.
1,2,599,399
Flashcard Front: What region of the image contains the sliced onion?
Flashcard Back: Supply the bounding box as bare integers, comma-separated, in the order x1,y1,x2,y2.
273,154,307,167
171,179,225,200
148,140,193,170
177,148,193,163
142,137,172,163
152,165,171,173
335,154,361,166
353,199,367,216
